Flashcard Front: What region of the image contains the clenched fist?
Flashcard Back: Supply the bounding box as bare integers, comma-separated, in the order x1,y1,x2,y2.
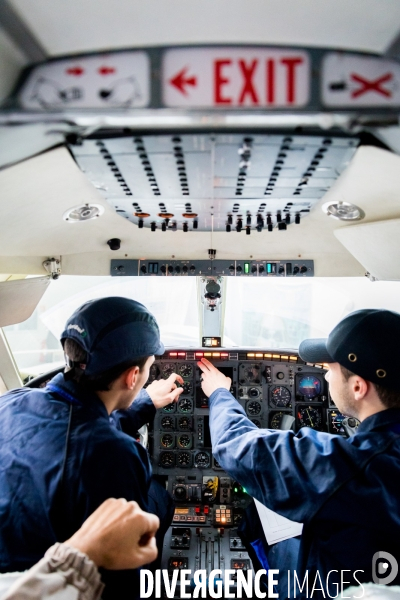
65,498,159,570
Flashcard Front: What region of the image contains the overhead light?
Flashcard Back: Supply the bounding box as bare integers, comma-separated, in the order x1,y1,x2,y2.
322,201,365,221
63,203,104,222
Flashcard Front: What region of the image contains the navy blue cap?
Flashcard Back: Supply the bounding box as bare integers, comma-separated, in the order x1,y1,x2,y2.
299,309,400,391
60,297,164,376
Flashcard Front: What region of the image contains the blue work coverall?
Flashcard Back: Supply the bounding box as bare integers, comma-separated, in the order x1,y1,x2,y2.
0,373,170,599
209,388,400,599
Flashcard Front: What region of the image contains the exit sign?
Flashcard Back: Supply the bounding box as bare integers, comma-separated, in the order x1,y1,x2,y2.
163,47,310,108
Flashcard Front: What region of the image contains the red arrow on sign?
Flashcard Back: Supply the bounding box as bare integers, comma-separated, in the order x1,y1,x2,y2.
66,67,84,76
169,67,197,95
98,66,116,76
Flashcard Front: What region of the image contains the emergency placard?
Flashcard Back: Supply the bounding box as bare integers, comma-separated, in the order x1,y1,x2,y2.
19,51,150,110
163,47,310,108
322,53,400,107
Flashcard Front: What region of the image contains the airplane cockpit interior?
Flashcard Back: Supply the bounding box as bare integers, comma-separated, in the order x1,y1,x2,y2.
1,1,400,598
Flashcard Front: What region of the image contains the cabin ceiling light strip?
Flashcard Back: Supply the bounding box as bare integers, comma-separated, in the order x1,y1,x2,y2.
321,201,365,221
63,203,104,222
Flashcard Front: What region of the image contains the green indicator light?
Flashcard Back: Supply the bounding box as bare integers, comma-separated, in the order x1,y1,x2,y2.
244,262,250,274
243,488,247,494
234,488,238,492
267,263,272,274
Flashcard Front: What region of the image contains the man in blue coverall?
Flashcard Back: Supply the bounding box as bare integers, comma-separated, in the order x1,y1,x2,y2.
199,309,400,599
0,297,184,599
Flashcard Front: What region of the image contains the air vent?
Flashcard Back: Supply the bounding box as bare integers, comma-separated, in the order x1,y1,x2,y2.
63,203,104,222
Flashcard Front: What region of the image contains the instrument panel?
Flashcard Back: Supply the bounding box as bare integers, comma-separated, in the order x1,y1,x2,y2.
148,349,343,596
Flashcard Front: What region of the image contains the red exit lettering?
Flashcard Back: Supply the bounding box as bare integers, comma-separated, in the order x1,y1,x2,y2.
214,59,232,104
214,56,304,106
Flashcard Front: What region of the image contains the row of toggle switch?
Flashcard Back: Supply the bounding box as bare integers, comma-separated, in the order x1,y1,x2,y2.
112,259,314,277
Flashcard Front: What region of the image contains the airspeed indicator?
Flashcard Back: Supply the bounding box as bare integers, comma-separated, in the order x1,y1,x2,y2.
270,386,291,407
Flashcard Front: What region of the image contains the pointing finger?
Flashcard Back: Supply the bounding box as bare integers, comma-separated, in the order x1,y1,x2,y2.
197,361,209,373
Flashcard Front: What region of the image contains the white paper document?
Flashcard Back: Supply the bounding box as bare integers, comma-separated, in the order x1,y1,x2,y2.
254,498,303,545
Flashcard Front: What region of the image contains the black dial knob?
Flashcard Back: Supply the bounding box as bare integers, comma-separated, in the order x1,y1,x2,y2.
160,265,166,273
174,485,186,499
175,266,181,273
140,265,147,274
236,265,242,272
182,265,188,273
259,265,265,273
168,265,174,274
251,266,257,273
293,266,299,275
278,266,284,274
190,265,196,273
300,266,307,273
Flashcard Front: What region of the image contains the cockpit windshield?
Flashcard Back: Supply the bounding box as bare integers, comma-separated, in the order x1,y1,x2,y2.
3,275,400,377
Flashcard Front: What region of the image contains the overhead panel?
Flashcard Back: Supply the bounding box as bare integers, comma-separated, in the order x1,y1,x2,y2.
69,133,358,233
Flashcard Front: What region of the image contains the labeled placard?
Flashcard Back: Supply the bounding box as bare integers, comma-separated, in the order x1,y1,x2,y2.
322,53,400,107
19,51,150,110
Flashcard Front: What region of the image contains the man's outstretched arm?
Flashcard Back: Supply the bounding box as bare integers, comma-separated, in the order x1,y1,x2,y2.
199,358,362,524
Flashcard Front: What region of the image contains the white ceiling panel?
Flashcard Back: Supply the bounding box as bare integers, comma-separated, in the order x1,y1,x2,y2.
9,0,400,57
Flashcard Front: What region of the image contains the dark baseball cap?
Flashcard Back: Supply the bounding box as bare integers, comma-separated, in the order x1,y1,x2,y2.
299,309,400,391
60,297,164,376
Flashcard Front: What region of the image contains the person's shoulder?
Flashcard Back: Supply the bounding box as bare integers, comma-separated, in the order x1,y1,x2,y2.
0,385,47,411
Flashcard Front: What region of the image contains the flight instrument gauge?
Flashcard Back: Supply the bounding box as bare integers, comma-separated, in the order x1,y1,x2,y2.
159,451,175,468
194,451,210,468
161,416,174,430
162,363,176,378
179,363,193,377
251,419,261,428
239,363,261,384
270,412,285,429
182,381,193,395
177,434,191,449
328,410,345,434
161,433,174,448
297,375,322,399
177,451,191,467
148,364,160,382
246,400,261,416
297,406,322,430
178,416,192,430
163,402,176,413
270,386,291,407
178,398,193,413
